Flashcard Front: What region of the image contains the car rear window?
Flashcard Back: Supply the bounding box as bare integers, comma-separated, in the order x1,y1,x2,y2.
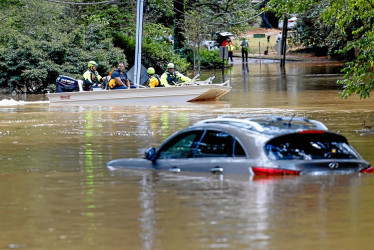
265,132,359,160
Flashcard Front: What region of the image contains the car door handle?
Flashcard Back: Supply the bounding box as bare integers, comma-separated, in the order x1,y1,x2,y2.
211,167,223,174
169,167,181,173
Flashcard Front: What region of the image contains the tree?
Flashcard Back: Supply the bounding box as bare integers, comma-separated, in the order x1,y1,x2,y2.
43,0,118,5
323,0,374,99
0,0,126,93
267,0,374,99
173,0,185,50
162,0,260,52
189,0,258,32
182,10,210,72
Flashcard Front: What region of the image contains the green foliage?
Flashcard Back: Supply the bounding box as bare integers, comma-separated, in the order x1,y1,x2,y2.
0,1,126,93
338,35,374,99
145,0,174,26
200,49,224,69
112,30,189,74
268,0,374,99
0,27,126,93
76,1,136,31
0,0,20,8
143,41,190,74
182,9,211,71
266,0,319,18
180,47,227,69
144,23,173,42
0,0,283,93
322,0,374,99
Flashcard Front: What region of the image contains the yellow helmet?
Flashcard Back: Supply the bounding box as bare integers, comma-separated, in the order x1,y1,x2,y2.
147,67,155,74
88,61,98,68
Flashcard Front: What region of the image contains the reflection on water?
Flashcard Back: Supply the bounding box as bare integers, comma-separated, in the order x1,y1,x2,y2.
1,61,374,249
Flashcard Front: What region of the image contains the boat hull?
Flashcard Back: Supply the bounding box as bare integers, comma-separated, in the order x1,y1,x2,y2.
46,84,231,104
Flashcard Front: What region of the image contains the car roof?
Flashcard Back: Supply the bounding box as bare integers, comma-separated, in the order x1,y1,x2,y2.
193,116,329,136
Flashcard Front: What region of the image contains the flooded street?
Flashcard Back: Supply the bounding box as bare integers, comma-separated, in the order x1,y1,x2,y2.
1,60,374,249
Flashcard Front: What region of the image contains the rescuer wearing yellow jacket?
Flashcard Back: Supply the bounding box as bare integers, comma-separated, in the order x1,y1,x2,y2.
146,67,169,88
160,63,191,86
83,61,103,91
226,38,234,62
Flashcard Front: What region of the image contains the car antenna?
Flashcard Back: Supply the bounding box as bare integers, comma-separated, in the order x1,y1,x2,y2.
286,114,296,127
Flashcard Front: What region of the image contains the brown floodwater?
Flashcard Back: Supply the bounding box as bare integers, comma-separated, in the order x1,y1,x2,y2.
1,60,374,249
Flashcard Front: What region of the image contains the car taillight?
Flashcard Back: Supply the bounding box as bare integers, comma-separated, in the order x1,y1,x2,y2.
252,167,300,176
299,130,325,134
360,166,374,173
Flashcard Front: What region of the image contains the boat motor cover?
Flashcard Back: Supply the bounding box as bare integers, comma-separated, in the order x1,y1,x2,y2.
56,75,79,92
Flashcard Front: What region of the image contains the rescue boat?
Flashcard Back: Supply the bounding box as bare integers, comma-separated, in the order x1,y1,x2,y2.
46,76,231,104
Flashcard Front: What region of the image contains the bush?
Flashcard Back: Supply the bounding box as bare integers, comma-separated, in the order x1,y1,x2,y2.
200,49,225,69
112,32,190,75
0,23,126,93
0,0,192,93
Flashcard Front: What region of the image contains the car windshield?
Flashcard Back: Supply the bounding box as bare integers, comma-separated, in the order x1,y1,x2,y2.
158,131,203,159
265,133,360,160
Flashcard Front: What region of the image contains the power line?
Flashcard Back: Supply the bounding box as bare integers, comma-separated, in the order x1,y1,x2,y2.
214,0,266,16
212,11,264,25
172,0,266,26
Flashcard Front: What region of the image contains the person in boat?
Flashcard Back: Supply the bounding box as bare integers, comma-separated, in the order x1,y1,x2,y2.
146,67,168,88
160,63,191,86
83,61,104,91
108,62,130,89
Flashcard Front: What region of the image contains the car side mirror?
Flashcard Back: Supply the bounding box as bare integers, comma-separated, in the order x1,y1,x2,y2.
145,147,157,161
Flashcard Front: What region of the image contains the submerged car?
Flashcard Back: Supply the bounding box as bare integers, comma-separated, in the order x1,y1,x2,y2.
107,116,373,176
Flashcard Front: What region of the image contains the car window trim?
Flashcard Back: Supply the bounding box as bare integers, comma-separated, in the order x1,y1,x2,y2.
192,129,248,158
156,128,249,160
233,137,248,158
191,129,207,158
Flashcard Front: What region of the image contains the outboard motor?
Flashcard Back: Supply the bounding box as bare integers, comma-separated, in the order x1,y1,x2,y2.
56,75,79,93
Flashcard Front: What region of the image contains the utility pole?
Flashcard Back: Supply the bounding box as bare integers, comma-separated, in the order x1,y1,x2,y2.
280,17,288,68
134,0,144,87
